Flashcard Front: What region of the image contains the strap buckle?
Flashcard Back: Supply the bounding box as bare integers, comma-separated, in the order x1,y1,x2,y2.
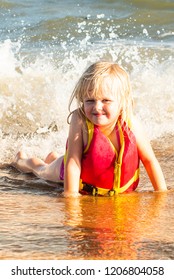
92,187,98,196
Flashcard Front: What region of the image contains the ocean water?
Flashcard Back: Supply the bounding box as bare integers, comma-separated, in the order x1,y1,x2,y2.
0,0,174,260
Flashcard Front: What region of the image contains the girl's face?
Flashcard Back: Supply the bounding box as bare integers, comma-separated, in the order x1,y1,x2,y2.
83,91,121,128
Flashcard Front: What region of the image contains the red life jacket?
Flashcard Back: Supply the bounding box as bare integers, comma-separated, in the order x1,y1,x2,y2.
80,119,140,195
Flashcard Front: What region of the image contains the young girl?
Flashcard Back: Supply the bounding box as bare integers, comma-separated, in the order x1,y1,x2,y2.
12,61,167,196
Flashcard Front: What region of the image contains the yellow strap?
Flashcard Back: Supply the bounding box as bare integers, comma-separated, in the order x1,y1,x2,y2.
113,120,140,194
80,167,139,196
115,168,140,193
79,119,139,196
63,118,93,165
83,119,94,153
79,182,115,196
84,119,117,154
113,121,125,193
92,187,115,196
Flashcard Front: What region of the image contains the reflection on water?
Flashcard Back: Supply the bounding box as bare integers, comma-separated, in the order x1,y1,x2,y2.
0,134,174,260
0,173,174,260
64,192,174,260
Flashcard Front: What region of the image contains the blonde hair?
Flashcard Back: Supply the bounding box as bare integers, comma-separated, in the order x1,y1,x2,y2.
68,61,133,125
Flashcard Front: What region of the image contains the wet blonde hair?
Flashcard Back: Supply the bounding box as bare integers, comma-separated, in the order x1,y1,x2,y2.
68,61,133,125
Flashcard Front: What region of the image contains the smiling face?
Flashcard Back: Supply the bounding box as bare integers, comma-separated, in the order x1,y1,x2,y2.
83,72,123,128
69,62,132,126
83,91,121,128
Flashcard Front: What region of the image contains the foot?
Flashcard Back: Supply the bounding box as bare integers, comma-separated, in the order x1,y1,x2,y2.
11,151,27,168
44,152,58,164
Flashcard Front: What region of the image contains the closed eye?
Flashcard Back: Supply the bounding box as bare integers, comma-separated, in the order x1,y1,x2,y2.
102,99,112,103
84,98,113,104
84,99,95,103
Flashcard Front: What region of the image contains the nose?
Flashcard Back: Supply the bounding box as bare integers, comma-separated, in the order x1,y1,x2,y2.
94,100,103,111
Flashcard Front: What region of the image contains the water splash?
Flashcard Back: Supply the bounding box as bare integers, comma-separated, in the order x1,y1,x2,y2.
0,39,174,162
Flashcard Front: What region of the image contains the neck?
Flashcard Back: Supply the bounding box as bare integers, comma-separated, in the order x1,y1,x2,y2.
99,120,118,137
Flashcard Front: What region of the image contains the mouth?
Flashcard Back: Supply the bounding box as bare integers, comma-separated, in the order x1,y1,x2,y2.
93,112,105,117
93,114,104,119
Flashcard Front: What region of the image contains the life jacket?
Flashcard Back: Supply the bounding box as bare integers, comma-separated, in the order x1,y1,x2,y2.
79,119,140,196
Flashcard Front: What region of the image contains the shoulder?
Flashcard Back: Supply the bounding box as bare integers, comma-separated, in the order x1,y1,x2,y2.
130,115,145,138
68,110,88,145
130,115,148,147
120,116,143,140
68,109,86,131
69,109,83,124
130,115,155,160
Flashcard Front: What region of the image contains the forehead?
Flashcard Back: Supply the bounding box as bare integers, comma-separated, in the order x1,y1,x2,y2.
83,90,115,100
83,77,118,100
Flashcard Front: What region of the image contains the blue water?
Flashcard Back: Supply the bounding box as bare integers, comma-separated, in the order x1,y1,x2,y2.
1,0,174,53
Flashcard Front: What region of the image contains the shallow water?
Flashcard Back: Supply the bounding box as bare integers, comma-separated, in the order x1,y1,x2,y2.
0,136,174,260
1,178,174,260
0,0,174,260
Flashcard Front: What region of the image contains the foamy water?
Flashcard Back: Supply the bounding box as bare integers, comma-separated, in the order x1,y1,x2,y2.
0,39,174,162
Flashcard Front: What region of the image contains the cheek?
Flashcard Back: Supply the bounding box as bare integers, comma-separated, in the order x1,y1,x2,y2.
83,105,90,116
109,104,121,116
84,103,91,111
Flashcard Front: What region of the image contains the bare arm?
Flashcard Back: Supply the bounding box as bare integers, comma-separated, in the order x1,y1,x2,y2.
64,110,83,196
132,117,167,191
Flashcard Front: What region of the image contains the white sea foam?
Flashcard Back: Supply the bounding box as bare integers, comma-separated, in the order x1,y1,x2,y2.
0,39,173,162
